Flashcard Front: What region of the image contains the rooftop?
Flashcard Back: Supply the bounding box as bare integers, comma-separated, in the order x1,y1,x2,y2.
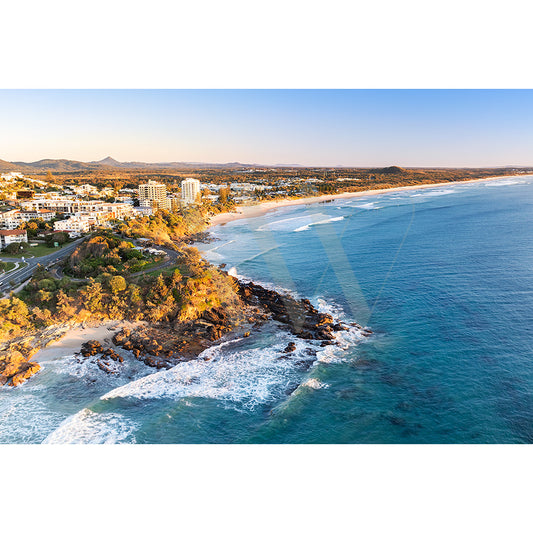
0,229,26,236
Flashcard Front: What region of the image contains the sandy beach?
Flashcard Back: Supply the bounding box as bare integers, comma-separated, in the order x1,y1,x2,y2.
208,174,524,228
33,320,145,362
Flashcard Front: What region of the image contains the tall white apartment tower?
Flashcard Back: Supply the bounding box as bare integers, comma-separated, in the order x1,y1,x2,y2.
181,178,200,205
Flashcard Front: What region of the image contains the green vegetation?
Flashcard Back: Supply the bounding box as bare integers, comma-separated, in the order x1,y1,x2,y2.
44,232,70,247
0,241,69,258
12,242,239,327
1,242,31,255
0,261,16,272
66,234,163,277
116,208,210,246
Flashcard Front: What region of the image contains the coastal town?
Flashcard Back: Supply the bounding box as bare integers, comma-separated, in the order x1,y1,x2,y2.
0,161,526,390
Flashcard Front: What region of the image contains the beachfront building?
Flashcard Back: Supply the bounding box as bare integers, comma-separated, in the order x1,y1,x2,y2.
0,229,28,249
181,178,200,205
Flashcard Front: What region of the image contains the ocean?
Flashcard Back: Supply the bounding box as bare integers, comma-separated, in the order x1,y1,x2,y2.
1,176,532,443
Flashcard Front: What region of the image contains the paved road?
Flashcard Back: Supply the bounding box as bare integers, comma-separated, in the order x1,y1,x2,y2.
0,238,86,294
0,237,179,293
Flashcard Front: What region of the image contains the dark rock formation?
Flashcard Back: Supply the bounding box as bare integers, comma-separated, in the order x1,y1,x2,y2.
79,339,125,373
284,342,297,353
236,279,347,342
111,307,236,369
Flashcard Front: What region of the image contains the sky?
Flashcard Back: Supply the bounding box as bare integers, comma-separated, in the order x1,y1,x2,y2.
2,89,533,167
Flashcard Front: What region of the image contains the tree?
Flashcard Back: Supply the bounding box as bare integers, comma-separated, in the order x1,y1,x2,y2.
109,275,127,294
56,290,76,319
81,281,104,313
3,242,29,254
218,186,231,204
45,232,69,247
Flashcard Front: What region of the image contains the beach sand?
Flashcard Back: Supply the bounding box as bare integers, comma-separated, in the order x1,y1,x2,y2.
33,320,144,362
208,174,522,229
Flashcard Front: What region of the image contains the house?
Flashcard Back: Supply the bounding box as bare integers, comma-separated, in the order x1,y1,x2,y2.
0,229,28,249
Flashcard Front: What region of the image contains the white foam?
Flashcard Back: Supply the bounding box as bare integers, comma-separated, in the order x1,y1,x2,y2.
301,378,328,390
202,240,236,260
43,409,139,444
411,188,457,198
0,393,65,444
206,239,235,252
485,180,521,187
100,333,313,410
293,216,345,232
236,244,285,266
354,202,381,210
256,215,319,232
312,296,367,362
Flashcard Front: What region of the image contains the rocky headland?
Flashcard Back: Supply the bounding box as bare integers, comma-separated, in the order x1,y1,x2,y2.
2,274,372,385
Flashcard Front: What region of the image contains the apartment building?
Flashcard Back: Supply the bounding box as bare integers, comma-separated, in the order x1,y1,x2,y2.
0,229,28,249
54,215,91,235
138,180,170,211
181,178,200,205
0,209,55,230
19,199,135,219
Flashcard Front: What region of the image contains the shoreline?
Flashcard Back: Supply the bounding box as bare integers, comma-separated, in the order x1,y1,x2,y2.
207,173,525,228
33,320,145,362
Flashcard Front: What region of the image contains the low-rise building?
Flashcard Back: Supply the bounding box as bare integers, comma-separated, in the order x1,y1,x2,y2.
54,215,91,235
0,209,56,229
0,229,28,249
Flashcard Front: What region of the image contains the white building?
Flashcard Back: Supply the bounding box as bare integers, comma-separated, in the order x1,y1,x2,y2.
0,229,28,249
54,215,91,235
181,178,200,205
73,184,99,196
1,209,56,230
19,199,135,219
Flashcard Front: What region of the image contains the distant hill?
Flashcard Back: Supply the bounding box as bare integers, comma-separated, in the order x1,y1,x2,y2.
375,166,406,175
0,157,271,173
0,159,26,172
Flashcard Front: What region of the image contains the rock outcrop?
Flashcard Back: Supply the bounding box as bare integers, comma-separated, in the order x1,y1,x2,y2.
79,340,125,374
236,279,349,341
0,349,41,387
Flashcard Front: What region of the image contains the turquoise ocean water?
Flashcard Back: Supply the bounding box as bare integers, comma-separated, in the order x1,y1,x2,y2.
1,176,532,443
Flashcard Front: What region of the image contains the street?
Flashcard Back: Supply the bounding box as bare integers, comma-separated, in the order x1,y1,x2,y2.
0,238,85,295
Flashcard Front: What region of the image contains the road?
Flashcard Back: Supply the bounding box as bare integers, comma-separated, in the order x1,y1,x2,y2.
0,237,179,293
0,238,86,294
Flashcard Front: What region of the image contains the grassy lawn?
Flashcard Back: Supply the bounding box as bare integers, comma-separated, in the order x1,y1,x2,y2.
0,242,67,258
27,243,69,257
0,261,17,272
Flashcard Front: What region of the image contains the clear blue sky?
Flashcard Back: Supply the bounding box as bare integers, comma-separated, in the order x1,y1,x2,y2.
2,89,533,167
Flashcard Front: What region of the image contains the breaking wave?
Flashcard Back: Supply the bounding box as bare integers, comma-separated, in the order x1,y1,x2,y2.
98,334,315,409
293,216,345,232
43,409,139,444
